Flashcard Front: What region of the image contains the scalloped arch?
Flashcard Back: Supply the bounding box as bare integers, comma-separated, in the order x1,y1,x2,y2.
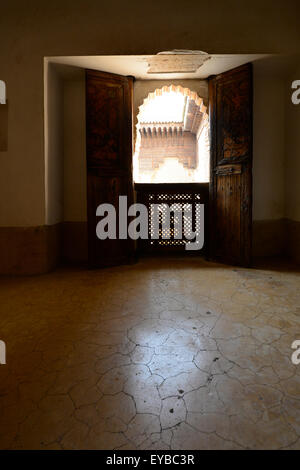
133,84,210,183
137,84,208,125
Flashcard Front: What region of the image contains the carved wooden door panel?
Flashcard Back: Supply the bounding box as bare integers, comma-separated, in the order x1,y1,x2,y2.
209,63,253,266
86,69,135,267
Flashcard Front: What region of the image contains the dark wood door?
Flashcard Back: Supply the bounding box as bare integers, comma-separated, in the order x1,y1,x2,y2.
209,63,253,266
86,69,135,267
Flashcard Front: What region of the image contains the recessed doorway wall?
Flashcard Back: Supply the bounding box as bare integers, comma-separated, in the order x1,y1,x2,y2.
42,54,300,270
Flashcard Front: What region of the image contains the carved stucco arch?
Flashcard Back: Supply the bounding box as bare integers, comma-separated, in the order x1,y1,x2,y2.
138,84,208,123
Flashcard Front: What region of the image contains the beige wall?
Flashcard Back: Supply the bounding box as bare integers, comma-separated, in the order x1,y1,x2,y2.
1,0,300,229
285,67,300,222
45,65,87,225
251,61,300,259
252,70,286,221
0,53,45,227
252,63,300,224
45,62,64,225
1,1,300,271
63,74,87,222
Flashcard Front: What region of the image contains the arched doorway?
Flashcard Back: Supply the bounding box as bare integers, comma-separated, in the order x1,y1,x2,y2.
85,64,253,268
133,85,210,184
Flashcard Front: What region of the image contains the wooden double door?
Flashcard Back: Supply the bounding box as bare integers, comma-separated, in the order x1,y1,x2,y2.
86,63,253,268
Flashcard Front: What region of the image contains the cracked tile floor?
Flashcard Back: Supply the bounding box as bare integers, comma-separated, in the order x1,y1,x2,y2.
0,257,300,450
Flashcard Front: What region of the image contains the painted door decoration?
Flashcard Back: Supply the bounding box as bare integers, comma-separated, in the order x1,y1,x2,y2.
209,63,253,266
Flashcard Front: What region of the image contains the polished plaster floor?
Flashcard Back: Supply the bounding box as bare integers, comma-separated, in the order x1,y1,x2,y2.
0,257,300,450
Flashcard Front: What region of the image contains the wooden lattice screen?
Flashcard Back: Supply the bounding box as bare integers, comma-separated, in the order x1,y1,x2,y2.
135,183,209,254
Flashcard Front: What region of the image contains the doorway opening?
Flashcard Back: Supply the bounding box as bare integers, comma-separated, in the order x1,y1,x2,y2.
133,85,210,184
134,85,210,255
45,55,259,268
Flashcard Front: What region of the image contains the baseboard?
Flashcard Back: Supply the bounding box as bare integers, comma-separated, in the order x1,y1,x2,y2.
62,221,88,264
252,219,285,257
253,218,300,264
0,218,298,274
0,224,61,275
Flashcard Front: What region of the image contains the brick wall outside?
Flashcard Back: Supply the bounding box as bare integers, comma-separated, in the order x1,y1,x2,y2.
138,132,197,171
